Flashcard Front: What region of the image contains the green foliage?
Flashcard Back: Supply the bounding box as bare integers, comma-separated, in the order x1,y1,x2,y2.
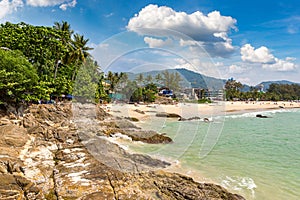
143,88,156,102
103,74,158,103
267,83,300,100
224,78,243,100
0,22,68,78
52,76,73,95
224,79,300,101
73,58,103,102
145,83,158,93
0,21,93,103
135,73,144,85
145,74,153,83
162,70,182,92
197,98,212,104
0,49,48,104
131,87,144,102
96,75,110,103
0,21,96,107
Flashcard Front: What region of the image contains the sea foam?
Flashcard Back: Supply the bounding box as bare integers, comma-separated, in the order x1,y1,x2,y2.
221,176,257,198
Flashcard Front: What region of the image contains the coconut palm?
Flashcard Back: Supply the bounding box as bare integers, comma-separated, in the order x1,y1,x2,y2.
53,21,74,79
70,33,93,81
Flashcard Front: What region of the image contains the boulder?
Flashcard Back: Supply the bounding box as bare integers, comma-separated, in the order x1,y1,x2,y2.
156,112,182,118
256,114,269,118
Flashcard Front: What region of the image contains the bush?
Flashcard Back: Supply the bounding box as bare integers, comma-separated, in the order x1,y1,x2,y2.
197,98,212,104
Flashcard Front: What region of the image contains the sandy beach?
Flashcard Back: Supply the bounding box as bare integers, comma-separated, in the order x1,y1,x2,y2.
102,101,300,120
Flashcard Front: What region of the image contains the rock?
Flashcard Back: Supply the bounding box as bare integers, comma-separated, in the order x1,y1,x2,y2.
156,112,182,118
96,104,112,120
188,116,201,120
114,119,140,129
0,103,245,200
256,114,269,118
204,117,210,122
0,117,11,126
179,116,201,121
124,130,173,144
125,117,139,122
134,109,145,114
0,124,29,148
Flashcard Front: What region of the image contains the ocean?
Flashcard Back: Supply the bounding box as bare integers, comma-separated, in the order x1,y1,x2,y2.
114,108,300,200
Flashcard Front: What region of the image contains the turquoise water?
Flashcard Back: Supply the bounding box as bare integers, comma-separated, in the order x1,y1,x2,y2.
121,109,300,199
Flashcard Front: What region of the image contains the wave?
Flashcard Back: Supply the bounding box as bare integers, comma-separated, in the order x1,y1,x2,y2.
221,176,257,198
98,134,131,151
215,108,300,120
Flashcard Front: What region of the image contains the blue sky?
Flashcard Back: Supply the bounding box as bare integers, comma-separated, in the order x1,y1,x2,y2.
1,0,300,85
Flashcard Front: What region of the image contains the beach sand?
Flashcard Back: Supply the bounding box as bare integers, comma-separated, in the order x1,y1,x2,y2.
102,101,300,120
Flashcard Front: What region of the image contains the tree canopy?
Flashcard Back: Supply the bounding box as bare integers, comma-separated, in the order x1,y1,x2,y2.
0,49,46,105
0,21,94,106
224,78,300,101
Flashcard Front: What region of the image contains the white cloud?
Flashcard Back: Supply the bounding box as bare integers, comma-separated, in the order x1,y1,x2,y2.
127,4,237,57
236,77,251,85
26,0,76,10
59,0,76,11
0,0,23,19
144,37,173,48
26,0,64,6
104,12,114,18
229,64,246,74
241,44,297,71
262,58,297,71
241,44,275,64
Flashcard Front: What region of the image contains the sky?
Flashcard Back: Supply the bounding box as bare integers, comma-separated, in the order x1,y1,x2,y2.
1,0,300,85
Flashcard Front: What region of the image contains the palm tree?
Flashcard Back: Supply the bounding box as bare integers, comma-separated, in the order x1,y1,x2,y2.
70,33,93,81
106,71,116,92
53,21,74,79
155,73,163,85
145,75,153,83
53,21,74,38
135,74,144,86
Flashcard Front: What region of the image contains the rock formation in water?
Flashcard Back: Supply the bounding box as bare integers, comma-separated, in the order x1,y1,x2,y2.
0,103,245,199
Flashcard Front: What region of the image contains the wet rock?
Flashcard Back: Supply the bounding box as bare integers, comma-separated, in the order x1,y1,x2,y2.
256,114,269,118
179,116,201,121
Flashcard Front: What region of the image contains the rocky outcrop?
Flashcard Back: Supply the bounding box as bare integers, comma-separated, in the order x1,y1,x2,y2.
95,110,173,144
0,103,245,200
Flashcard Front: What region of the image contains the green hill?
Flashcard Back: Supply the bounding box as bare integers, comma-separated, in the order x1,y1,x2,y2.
129,68,226,90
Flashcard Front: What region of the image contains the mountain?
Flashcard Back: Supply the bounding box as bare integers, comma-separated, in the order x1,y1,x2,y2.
129,68,226,90
127,69,299,91
175,68,226,90
257,80,300,91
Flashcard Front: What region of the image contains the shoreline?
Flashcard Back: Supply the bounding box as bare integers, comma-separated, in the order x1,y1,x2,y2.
104,101,300,121
104,101,300,198
0,103,245,199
